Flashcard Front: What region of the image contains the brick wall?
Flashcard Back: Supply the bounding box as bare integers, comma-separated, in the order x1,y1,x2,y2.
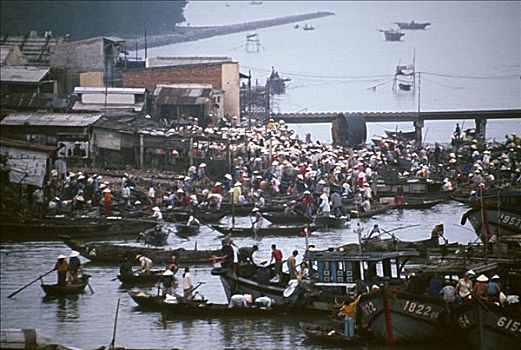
122,64,223,93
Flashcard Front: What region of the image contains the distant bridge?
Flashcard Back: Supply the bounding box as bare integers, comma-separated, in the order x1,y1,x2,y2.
259,109,521,143
266,109,521,123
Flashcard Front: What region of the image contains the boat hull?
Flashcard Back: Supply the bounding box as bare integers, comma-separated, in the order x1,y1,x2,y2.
118,270,168,285
462,207,521,240
41,275,90,296
61,236,221,264
313,215,348,228
359,289,454,343
210,224,321,236
454,302,521,350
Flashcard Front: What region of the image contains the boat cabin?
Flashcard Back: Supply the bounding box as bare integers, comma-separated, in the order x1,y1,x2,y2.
304,249,420,293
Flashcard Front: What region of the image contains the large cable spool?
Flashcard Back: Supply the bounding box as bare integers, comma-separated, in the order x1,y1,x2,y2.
331,113,367,147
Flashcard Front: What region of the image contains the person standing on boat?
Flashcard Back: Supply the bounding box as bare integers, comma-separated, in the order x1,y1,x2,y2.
270,244,283,281
287,250,298,280
161,269,175,297
473,274,489,298
456,271,473,303
151,206,163,221
330,191,345,217
486,275,502,302
238,245,259,265
167,253,179,274
67,251,81,284
366,224,381,240
302,191,314,220
337,294,362,338
250,208,264,230
183,267,194,300
318,193,331,217
54,254,69,287
102,188,112,216
439,276,456,304
136,255,153,274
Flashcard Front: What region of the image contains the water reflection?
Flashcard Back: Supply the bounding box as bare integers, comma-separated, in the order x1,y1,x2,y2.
42,294,80,323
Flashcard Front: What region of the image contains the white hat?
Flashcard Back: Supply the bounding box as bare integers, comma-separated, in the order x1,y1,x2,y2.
252,207,260,212
371,285,380,291
163,270,174,276
190,194,197,200
199,163,207,167
476,274,489,282
152,206,160,211
303,190,311,195
225,174,233,180
215,182,222,186
69,251,80,258
57,254,67,259
244,294,253,304
320,193,328,200
491,275,500,280
402,171,410,176
234,182,242,186
103,188,111,193
318,179,326,185
134,200,142,205
466,269,475,276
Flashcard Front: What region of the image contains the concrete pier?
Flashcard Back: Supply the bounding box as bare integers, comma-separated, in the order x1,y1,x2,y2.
132,12,334,50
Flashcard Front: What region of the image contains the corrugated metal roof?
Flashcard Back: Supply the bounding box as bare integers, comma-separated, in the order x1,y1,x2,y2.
0,137,57,153
72,102,145,112
146,56,233,68
154,86,211,106
1,113,102,127
74,87,146,94
0,66,50,83
0,46,13,65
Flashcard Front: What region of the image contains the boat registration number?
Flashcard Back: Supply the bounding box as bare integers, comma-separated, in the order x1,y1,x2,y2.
497,317,521,334
361,301,378,318
402,300,440,321
498,213,521,229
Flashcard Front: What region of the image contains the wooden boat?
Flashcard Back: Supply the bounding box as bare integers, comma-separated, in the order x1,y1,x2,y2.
384,129,416,141
209,224,322,237
380,29,405,41
262,211,308,224
212,249,420,313
164,209,226,224
395,21,431,30
303,24,315,31
129,291,276,317
358,288,455,344
461,207,521,240
118,269,169,285
394,198,444,210
136,226,170,246
337,236,445,257
40,274,90,296
454,300,521,350
313,215,349,228
299,321,366,346
175,223,200,237
0,216,156,242
349,204,395,219
60,235,222,264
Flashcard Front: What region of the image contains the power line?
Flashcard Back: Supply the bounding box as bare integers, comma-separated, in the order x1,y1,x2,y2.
421,71,520,80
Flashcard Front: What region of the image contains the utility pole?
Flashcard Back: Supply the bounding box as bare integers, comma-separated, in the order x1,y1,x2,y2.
248,70,252,130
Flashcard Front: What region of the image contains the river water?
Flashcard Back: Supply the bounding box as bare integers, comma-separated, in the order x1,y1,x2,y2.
1,1,519,349
1,203,477,349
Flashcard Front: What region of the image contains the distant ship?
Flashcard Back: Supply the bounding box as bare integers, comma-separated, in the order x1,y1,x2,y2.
379,28,405,41
250,1,263,4
395,21,431,30
266,67,291,95
303,23,315,31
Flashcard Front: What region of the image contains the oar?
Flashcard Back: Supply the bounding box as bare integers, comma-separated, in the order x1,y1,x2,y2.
109,298,121,349
8,269,55,298
87,282,94,294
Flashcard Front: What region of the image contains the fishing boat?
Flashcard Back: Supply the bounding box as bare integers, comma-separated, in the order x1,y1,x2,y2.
303,24,315,31
461,207,521,241
117,269,169,285
394,21,431,30
209,224,321,237
394,198,445,210
129,290,278,317
136,226,170,246
0,216,156,242
174,223,200,237
337,236,444,257
60,235,221,264
262,211,309,224
349,204,395,219
358,287,456,344
384,129,416,142
164,209,226,223
299,321,367,345
454,299,521,350
313,215,349,228
40,274,91,296
212,249,420,313
379,29,405,41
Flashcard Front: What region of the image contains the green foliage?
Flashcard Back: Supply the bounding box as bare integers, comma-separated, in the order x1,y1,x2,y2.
0,0,188,39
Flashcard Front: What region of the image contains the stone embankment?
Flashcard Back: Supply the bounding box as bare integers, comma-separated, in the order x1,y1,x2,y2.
131,11,334,49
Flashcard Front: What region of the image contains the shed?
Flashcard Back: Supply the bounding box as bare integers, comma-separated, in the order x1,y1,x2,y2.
153,84,212,126
0,66,56,94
